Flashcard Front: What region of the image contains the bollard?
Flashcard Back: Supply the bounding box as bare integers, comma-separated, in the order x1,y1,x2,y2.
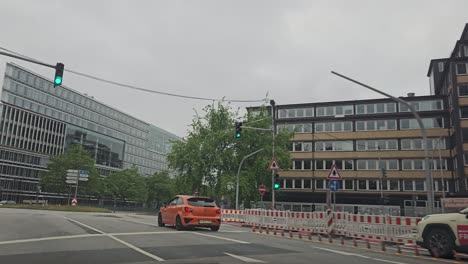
298,232,302,239
318,234,322,242
308,232,312,240
396,244,402,254
289,231,293,238
341,236,345,246
266,226,269,235
252,225,256,233
259,226,263,234
366,239,371,250
328,235,333,244
381,241,386,252
415,246,420,256
281,229,285,237
353,237,357,247
273,228,277,236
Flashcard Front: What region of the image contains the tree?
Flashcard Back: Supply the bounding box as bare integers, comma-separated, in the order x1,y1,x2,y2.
41,145,100,196
104,166,147,202
167,102,291,207
146,171,175,209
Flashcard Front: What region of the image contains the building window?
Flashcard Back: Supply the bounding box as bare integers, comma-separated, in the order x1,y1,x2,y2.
315,179,325,190
304,179,311,189
357,160,398,170
292,160,312,170
356,103,396,115
356,139,398,151
368,179,378,190
315,121,353,133
399,100,443,112
316,105,353,117
461,106,468,119
401,138,446,150
403,180,414,191
292,142,313,152
459,85,468,97
343,180,353,190
415,180,425,191
278,108,314,119
402,159,427,170
315,160,353,170
315,141,353,151
277,123,312,133
456,63,467,75
357,180,367,190
400,118,444,129
355,120,396,131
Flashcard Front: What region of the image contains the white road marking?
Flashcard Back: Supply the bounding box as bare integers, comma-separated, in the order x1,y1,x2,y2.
311,246,408,264
224,252,265,263
121,218,246,233
109,231,184,236
121,218,160,227
0,234,104,245
192,232,250,244
64,217,165,262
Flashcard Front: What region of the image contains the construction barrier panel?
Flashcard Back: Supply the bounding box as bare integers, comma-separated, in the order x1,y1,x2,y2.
225,209,421,244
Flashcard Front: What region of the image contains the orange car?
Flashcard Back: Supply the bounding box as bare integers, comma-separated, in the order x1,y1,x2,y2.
158,195,221,231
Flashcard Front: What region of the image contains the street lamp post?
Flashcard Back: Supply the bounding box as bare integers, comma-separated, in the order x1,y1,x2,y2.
235,148,264,210
331,71,435,215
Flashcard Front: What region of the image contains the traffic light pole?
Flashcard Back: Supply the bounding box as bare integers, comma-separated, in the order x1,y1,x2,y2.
331,71,434,215
270,100,276,209
0,50,56,69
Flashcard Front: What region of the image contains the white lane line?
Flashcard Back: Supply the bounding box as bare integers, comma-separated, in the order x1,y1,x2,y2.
311,246,408,264
191,232,250,244
121,218,159,227
224,252,265,263
0,234,104,245
64,217,165,262
110,231,184,236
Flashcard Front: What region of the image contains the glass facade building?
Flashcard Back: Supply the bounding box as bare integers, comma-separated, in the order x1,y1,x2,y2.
0,63,179,201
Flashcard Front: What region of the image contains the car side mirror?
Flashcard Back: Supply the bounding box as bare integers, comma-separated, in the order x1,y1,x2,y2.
162,202,167,207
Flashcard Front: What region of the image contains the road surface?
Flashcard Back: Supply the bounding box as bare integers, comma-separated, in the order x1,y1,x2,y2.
0,208,464,264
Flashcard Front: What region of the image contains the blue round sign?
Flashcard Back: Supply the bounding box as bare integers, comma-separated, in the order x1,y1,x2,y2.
328,180,340,192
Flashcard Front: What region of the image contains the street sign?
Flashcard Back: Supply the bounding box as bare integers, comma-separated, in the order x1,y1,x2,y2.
67,172,78,177
268,158,280,171
258,184,266,196
66,180,78,184
328,180,340,192
71,198,77,206
79,170,89,175
66,176,78,180
67,169,79,173
327,163,342,180
78,177,88,182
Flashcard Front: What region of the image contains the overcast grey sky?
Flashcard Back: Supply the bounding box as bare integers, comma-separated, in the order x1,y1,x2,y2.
0,1,467,137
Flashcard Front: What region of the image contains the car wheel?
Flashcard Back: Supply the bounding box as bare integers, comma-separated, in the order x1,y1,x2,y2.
158,213,165,227
175,216,184,231
426,227,454,258
210,226,220,232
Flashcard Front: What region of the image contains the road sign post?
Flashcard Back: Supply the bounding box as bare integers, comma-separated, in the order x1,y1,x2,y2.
327,164,342,211
66,169,89,204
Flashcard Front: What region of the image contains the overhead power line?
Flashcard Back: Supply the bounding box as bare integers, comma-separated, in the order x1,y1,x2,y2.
0,46,268,103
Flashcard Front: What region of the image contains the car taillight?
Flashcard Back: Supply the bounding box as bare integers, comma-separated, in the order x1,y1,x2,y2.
216,209,221,214
184,207,193,213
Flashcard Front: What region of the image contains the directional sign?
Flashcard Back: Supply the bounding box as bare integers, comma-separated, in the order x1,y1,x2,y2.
258,184,266,196
67,169,79,173
66,180,78,184
327,163,342,180
268,158,280,171
79,177,89,182
328,180,340,192
67,172,78,177
71,198,77,206
66,175,78,180
79,170,89,175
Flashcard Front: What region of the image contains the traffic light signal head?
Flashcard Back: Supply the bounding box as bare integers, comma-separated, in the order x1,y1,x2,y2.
54,63,64,87
381,168,387,178
274,173,280,189
235,122,243,138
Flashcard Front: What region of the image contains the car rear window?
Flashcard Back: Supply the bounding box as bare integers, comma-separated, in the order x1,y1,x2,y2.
188,198,216,207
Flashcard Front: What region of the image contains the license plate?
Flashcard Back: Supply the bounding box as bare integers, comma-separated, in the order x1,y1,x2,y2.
199,220,212,224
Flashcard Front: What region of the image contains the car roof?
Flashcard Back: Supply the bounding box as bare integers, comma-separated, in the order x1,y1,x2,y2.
176,195,213,200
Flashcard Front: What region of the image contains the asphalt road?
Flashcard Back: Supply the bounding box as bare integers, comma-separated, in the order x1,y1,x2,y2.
0,208,464,264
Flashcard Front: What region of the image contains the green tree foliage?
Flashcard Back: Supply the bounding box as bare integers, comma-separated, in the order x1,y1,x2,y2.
167,102,291,207
145,171,176,208
104,166,147,202
41,145,100,195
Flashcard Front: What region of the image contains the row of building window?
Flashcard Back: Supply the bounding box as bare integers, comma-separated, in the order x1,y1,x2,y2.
291,138,446,152
290,159,448,170
6,64,148,132
279,178,449,192
0,164,44,179
276,100,443,119
277,118,444,133
0,148,48,167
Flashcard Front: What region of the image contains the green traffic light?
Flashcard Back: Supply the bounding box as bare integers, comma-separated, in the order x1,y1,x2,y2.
236,133,241,138
274,183,280,189
54,76,62,85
